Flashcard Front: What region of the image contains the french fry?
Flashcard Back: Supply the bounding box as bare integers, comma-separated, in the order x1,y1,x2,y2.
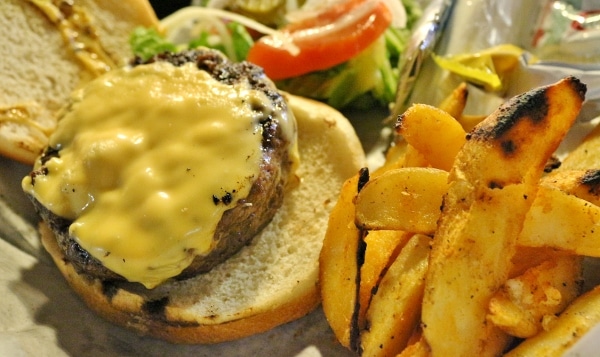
421,77,586,356
401,143,430,168
321,170,412,351
504,285,600,357
542,169,600,205
510,246,572,278
395,104,466,171
518,183,600,256
431,81,485,132
359,234,430,357
320,77,596,357
457,77,585,187
561,122,600,170
457,114,487,132
374,140,408,175
397,336,431,357
438,82,469,119
355,168,449,234
358,230,413,335
487,254,583,338
319,172,364,348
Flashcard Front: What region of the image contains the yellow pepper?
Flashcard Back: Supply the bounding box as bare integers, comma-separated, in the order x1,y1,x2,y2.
432,44,533,91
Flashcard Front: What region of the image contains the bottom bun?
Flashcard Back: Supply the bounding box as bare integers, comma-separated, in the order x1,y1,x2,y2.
39,94,366,344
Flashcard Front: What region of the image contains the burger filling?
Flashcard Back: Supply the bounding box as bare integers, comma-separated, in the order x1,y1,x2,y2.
22,49,298,289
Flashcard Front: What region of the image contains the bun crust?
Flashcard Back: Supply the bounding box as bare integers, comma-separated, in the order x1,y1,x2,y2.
39,94,366,344
0,0,158,164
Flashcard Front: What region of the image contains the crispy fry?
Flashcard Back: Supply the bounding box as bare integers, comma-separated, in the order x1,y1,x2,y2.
396,333,431,357
510,246,571,278
319,172,364,348
375,140,408,175
488,255,583,338
358,230,413,334
505,285,600,357
457,114,487,132
320,77,595,357
436,81,486,132
395,104,466,171
359,234,430,357
438,82,469,119
421,77,586,356
355,168,449,234
542,169,600,205
458,77,585,186
518,184,600,256
561,123,600,170
401,144,430,168
516,169,600,256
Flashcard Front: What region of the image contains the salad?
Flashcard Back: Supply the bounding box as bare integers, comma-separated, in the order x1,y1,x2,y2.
131,0,423,109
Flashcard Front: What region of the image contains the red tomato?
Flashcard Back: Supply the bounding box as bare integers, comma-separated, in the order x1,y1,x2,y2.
246,0,392,80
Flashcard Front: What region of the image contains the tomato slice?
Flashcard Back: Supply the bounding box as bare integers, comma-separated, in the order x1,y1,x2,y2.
246,0,392,80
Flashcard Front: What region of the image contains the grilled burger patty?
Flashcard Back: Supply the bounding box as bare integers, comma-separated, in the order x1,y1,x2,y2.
26,49,296,283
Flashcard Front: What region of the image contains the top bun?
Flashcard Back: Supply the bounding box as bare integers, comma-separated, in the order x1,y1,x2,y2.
0,0,158,164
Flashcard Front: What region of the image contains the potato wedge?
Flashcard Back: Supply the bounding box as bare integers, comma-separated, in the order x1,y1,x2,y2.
488,254,583,338
510,246,573,278
561,122,600,170
320,171,365,348
397,336,431,357
359,234,430,357
516,169,600,255
423,184,525,355
402,143,430,169
518,184,600,257
395,104,466,171
374,141,408,175
542,169,600,205
355,168,449,234
505,285,600,357
421,77,586,356
457,114,487,133
438,82,469,120
457,77,585,187
358,230,413,336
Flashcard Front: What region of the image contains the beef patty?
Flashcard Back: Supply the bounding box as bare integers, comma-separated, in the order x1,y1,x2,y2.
26,49,296,284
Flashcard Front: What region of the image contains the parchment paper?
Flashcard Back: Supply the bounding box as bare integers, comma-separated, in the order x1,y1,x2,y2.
3,0,600,356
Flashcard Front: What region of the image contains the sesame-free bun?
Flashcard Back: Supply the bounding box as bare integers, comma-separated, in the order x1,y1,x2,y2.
0,0,158,164
39,93,366,344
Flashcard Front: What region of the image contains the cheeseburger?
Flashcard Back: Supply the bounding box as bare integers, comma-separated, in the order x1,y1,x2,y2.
21,48,365,343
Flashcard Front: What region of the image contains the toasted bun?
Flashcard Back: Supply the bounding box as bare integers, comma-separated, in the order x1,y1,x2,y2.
39,93,366,344
0,0,158,164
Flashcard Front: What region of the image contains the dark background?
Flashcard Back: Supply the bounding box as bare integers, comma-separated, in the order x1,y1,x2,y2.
149,0,191,18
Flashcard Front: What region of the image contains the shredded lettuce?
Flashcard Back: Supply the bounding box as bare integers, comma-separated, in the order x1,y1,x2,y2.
187,22,254,62
130,27,178,61
130,22,254,62
130,0,422,110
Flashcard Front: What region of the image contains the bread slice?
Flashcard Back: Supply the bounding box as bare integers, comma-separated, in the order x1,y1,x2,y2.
39,94,366,344
0,0,158,164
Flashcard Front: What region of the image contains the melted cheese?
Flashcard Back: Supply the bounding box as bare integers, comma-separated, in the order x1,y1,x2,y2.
22,62,297,288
